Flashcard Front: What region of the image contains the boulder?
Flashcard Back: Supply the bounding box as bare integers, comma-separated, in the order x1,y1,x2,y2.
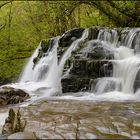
0,86,29,106
2,108,26,134
59,28,85,48
61,75,90,93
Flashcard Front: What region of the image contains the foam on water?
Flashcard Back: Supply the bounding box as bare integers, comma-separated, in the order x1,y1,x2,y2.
53,91,140,102
19,43,41,82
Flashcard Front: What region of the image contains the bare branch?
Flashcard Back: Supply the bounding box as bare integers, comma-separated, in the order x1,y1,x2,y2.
0,1,10,9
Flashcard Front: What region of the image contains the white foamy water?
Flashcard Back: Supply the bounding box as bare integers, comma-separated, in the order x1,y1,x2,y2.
113,56,140,93
19,43,41,82
97,28,119,45
0,111,8,133
55,91,139,102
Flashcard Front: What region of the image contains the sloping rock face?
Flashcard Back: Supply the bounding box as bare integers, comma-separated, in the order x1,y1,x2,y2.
2,101,140,139
0,86,29,106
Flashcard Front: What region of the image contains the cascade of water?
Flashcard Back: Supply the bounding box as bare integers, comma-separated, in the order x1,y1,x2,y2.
58,29,89,80
125,28,140,49
114,46,134,60
42,37,60,89
17,29,89,96
19,43,41,82
93,28,140,95
32,37,60,83
93,77,122,94
97,29,118,46
113,57,140,93
112,29,140,93
16,27,140,102
132,32,140,53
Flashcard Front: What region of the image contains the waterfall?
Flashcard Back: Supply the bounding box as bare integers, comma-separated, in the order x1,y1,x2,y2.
16,29,89,95
19,43,41,82
9,27,140,102
32,37,60,83
93,28,140,95
97,29,119,45
58,29,89,80
113,57,140,93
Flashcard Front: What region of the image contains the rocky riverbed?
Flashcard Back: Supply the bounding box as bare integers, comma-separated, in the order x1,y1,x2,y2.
1,100,140,139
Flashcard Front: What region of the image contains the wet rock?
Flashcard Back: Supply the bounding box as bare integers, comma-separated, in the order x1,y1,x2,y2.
88,26,100,40
0,86,29,106
57,47,68,61
70,59,112,77
40,39,50,53
81,40,114,60
87,47,114,59
61,39,114,93
5,100,140,139
61,75,90,93
61,59,113,93
7,132,37,139
119,28,130,45
134,70,140,92
2,108,26,134
33,38,55,67
59,28,85,47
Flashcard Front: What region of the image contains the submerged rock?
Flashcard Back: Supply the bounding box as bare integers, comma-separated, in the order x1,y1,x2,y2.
0,86,29,106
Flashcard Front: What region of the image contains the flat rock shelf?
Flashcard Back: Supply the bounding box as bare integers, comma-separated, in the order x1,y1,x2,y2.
1,100,140,139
